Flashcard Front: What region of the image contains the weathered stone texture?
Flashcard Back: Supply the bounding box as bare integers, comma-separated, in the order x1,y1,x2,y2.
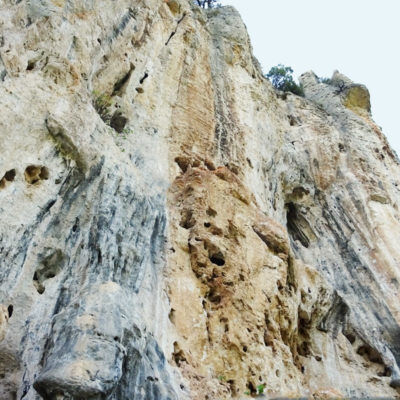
1,0,400,399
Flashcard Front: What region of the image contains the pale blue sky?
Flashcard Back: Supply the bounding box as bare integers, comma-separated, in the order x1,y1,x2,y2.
220,0,400,155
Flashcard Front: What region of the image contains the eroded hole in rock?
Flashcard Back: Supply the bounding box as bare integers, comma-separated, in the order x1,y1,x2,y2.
209,252,225,266
227,380,236,394
39,166,49,180
33,249,65,294
112,64,135,95
338,143,345,152
207,288,221,304
378,366,392,377
0,169,16,189
180,210,195,229
288,115,299,126
297,341,311,357
25,165,49,184
192,159,201,168
7,305,13,318
173,342,186,366
206,207,217,217
166,0,180,13
4,169,16,181
72,218,79,233
222,162,238,175
220,317,229,332
356,345,368,356
197,261,207,272
204,222,211,228
357,344,384,364
205,159,216,171
300,289,308,303
291,186,310,199
27,59,36,70
247,382,256,395
345,332,356,344
169,308,176,324
110,111,128,133
210,224,223,235
35,283,45,295
263,331,273,347
286,202,312,248
174,156,191,172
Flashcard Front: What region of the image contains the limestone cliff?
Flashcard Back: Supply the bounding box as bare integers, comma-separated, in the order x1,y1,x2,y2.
1,0,400,399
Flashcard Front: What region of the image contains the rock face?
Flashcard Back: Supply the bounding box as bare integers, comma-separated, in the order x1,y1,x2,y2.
1,0,400,398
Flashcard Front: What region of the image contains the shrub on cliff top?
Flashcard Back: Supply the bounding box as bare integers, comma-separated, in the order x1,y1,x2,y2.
194,0,221,8
319,76,333,85
265,64,304,97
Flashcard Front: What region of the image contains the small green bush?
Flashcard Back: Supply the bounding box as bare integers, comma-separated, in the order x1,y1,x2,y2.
257,383,265,394
319,76,332,85
121,126,134,138
265,64,304,96
93,91,112,123
193,0,221,8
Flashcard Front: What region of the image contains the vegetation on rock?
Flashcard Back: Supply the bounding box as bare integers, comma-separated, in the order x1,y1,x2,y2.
319,76,333,85
93,91,112,124
193,0,221,8
265,64,304,96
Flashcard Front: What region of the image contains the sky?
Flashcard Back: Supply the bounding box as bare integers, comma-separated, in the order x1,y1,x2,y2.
219,0,400,155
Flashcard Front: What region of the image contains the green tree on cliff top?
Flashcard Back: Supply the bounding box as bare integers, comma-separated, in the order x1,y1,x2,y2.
194,0,221,8
265,64,304,96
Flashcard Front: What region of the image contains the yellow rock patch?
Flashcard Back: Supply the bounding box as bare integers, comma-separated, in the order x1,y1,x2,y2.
343,85,371,116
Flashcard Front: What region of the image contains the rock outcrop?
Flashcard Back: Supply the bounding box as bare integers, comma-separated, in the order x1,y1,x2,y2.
1,0,400,399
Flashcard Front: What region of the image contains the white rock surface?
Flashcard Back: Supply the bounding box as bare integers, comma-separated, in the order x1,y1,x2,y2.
1,0,400,399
